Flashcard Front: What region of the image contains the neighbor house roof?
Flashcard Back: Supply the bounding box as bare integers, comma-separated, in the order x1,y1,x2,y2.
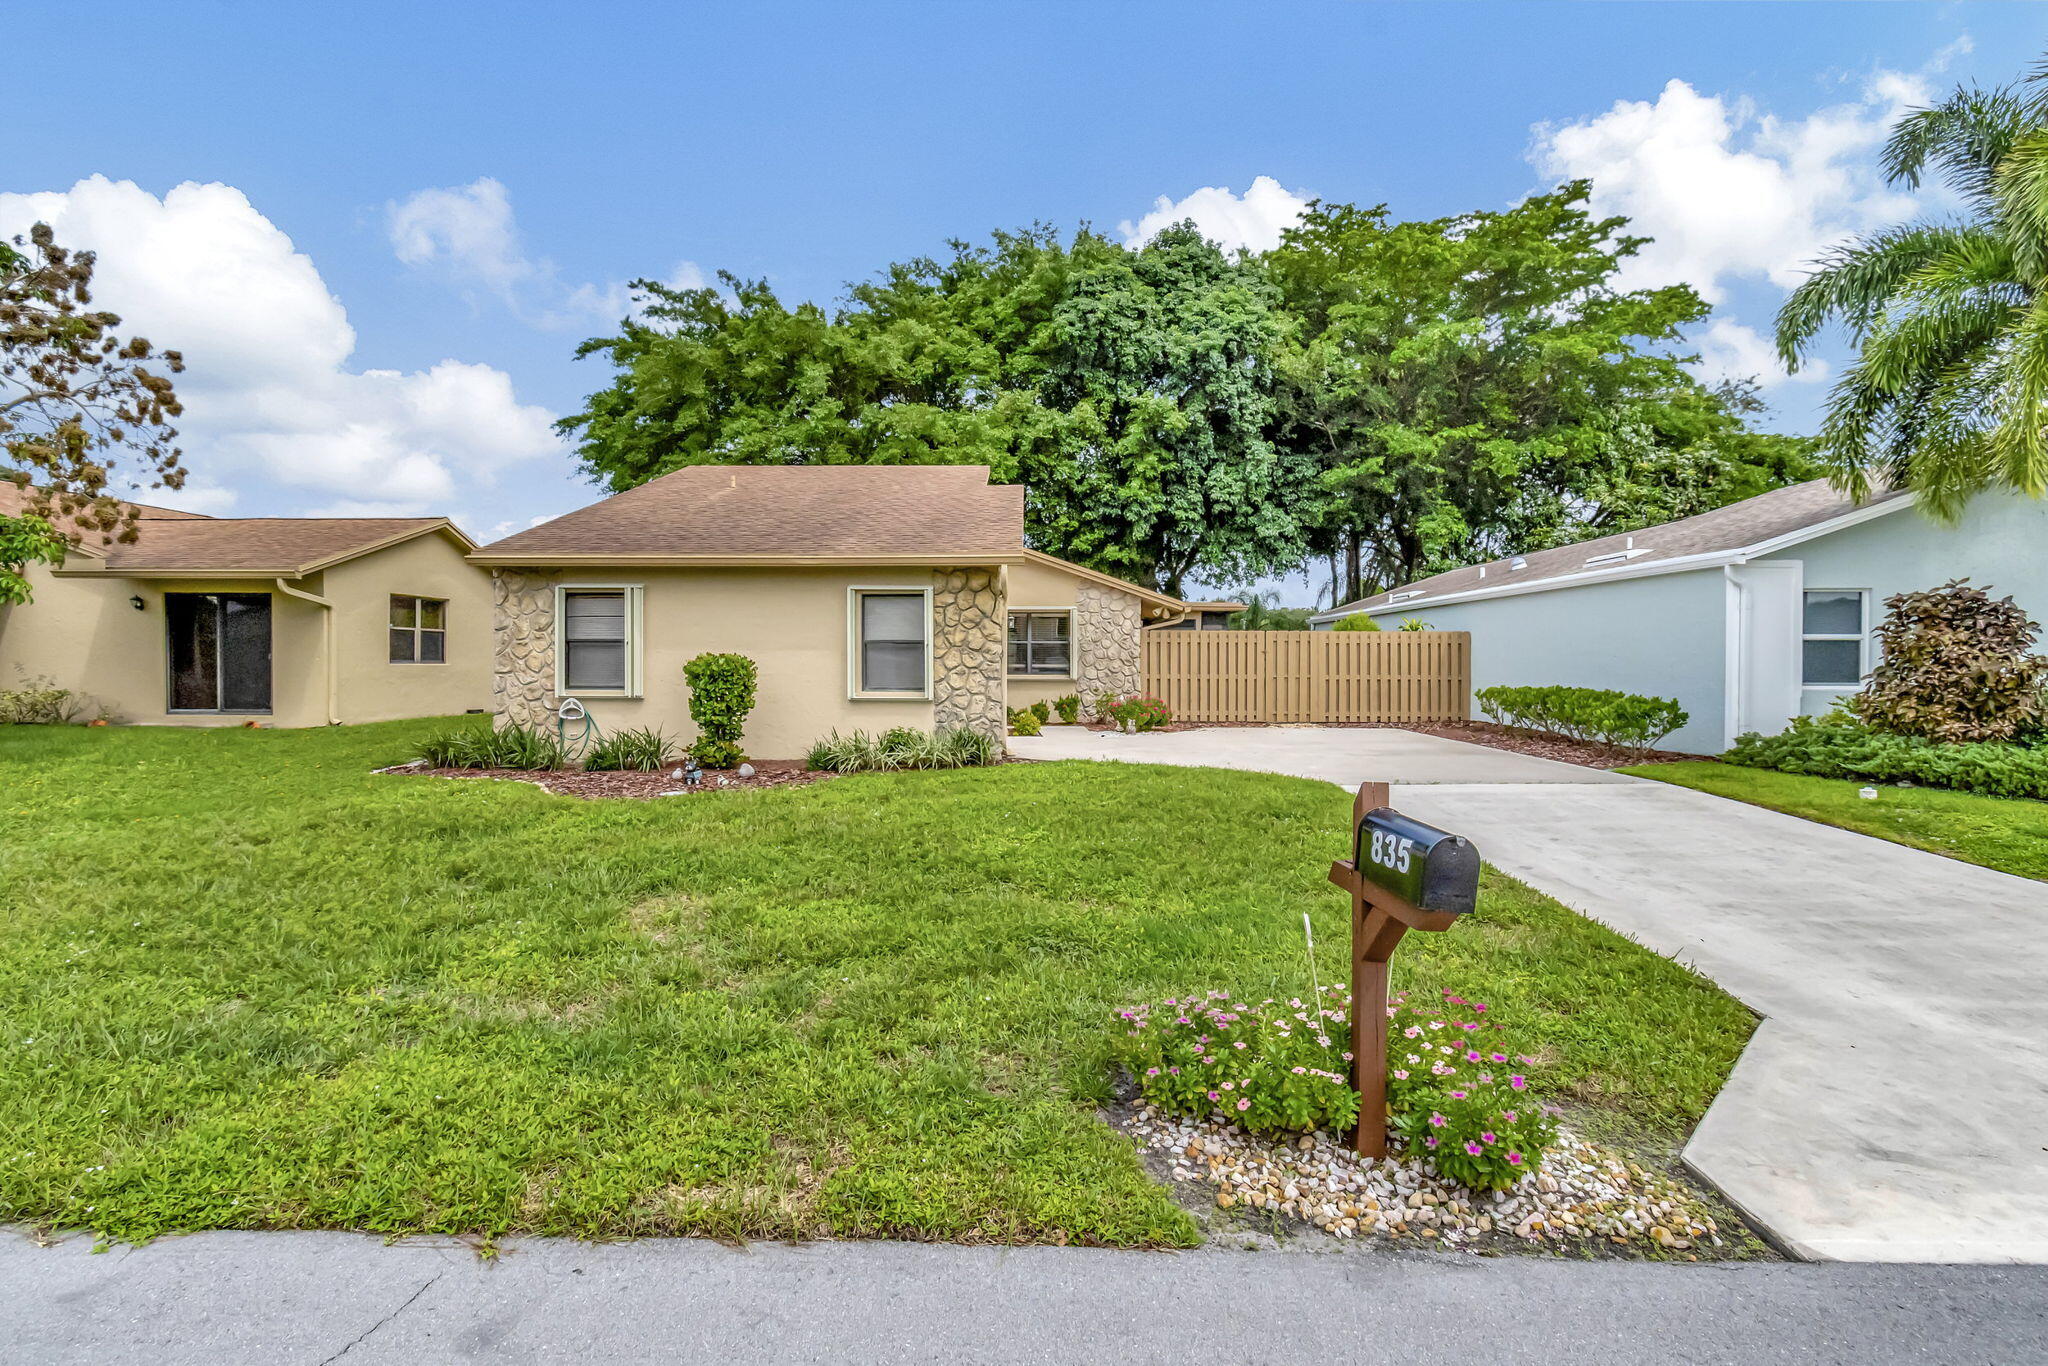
471,464,1027,566
0,479,212,539
1313,479,1913,621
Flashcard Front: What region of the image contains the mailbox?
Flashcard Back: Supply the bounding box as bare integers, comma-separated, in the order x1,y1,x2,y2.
1352,807,1481,917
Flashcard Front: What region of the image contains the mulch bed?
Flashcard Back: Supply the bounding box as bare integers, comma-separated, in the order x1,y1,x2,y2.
378,759,834,800
1386,720,1710,770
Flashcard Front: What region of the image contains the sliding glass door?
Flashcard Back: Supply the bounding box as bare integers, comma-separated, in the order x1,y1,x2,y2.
167,593,272,713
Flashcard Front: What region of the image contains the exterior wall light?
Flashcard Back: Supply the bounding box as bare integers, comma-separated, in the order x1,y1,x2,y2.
130,595,147,611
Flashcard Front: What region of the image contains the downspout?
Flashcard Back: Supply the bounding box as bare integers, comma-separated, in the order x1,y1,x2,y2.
273,577,339,725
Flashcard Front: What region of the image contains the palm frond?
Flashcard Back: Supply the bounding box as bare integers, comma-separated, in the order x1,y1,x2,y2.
1993,128,2048,279
1989,296,2048,497
1775,223,1999,365
1881,87,2029,209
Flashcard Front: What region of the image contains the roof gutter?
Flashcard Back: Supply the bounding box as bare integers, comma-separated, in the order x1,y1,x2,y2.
273,577,339,726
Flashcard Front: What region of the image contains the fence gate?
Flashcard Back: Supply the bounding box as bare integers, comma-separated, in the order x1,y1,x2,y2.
1139,630,1471,725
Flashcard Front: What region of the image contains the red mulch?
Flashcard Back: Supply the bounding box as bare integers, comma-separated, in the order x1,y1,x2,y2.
1075,717,1707,769
380,759,834,800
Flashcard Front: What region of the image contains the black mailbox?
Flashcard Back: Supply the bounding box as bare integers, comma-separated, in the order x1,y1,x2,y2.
1352,807,1481,916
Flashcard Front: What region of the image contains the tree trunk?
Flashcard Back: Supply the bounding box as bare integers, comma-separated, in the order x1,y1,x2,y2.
1343,526,1363,607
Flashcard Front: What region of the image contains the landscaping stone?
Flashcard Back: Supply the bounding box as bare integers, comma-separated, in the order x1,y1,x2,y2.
1116,1100,1724,1255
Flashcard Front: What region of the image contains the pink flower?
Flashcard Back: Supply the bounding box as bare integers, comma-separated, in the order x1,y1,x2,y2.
1465,1050,1482,1062
1236,1098,1250,1111
1424,1136,1439,1148
1502,1110,1516,1122
1509,1075,1527,1090
1490,1052,1508,1063
1207,1091,1219,1101
1233,1041,1247,1050
1292,1066,1307,1075
1447,1090,1467,1100
1478,1073,1493,1085
1428,1112,1447,1128
1145,1067,1159,1076
1464,1142,1483,1156
1480,1132,1496,1144
1403,1026,1422,1039
1221,1082,1234,1091
1169,1067,1181,1075
1506,1152,1523,1165
1391,1069,1408,1080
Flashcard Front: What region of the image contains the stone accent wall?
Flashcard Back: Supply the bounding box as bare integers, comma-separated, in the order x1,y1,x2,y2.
931,568,1006,738
1075,582,1143,701
493,568,560,729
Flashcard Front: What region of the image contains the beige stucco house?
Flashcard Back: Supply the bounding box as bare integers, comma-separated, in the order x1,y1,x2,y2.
0,483,491,726
471,464,1198,758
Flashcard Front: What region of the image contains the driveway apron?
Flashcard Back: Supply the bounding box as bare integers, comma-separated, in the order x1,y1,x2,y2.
1012,726,2048,1262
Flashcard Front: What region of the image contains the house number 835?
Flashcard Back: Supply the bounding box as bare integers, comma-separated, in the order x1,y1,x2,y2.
1369,831,1415,873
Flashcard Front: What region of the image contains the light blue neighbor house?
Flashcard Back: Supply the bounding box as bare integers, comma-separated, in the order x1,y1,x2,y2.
1310,481,2048,754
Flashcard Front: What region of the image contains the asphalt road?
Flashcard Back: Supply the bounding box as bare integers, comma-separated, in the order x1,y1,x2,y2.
9,1231,2047,1365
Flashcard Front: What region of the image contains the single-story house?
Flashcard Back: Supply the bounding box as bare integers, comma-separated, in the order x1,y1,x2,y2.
0,482,491,726
469,464,1199,757
1309,480,2048,753
1151,599,1248,630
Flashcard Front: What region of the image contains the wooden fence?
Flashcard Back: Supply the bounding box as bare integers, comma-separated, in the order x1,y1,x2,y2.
1140,630,1471,724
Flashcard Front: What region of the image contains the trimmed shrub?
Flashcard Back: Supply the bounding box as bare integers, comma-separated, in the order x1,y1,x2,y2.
415,722,565,770
1029,698,1052,724
1475,684,1688,751
1111,986,1559,1190
1088,691,1120,721
683,652,758,769
1726,716,2048,800
1849,579,2047,743
1332,613,1381,632
1008,707,1043,737
806,726,999,772
1053,693,1082,725
584,726,678,771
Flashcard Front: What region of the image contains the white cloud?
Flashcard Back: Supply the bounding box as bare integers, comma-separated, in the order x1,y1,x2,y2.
1119,175,1313,254
1530,68,1931,303
0,176,564,514
1692,318,1828,388
1528,52,1969,388
387,176,703,328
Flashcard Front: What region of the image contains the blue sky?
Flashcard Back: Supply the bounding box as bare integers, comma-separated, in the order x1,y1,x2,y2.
4,1,2043,601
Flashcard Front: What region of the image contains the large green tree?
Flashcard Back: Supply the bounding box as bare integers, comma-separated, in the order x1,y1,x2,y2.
1776,53,2048,516
2,224,186,603
1267,186,1811,603
560,225,1312,596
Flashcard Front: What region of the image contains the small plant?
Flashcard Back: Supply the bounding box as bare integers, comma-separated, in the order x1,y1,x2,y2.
0,675,84,725
1111,987,1559,1192
806,726,998,772
1103,694,1172,733
683,652,758,769
583,726,678,771
414,721,566,770
1029,698,1051,724
1053,693,1082,725
1475,684,1687,752
1089,691,1120,721
1008,707,1043,737
1398,617,1431,632
1849,579,2047,743
1332,613,1381,632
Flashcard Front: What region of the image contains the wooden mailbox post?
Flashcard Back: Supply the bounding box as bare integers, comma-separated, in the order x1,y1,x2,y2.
1326,781,1480,1159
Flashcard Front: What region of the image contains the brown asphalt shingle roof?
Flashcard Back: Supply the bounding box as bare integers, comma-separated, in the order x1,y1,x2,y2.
5,480,464,574
1330,479,1910,614
94,518,463,573
474,464,1028,561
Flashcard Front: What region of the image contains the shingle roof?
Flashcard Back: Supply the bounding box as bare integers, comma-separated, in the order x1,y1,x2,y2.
92,518,466,574
0,480,212,540
473,464,1028,562
1327,479,1910,615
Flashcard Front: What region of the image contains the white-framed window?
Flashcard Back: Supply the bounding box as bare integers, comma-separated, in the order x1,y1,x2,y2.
389,595,448,663
848,587,931,698
555,584,644,696
1801,589,1869,688
1007,609,1074,677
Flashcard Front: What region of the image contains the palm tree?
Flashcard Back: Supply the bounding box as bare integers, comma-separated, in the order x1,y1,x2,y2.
1776,55,2048,518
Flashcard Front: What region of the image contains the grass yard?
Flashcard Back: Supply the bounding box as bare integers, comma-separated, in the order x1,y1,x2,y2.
2,720,1753,1247
1628,761,2048,883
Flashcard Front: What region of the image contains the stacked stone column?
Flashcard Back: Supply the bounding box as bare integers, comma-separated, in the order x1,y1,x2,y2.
492,568,561,729
931,568,1006,738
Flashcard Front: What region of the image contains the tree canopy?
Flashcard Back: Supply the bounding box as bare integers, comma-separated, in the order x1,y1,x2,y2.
562,186,1810,602
2,223,186,602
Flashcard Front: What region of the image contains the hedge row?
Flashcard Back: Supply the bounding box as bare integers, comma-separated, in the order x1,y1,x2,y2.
1474,684,1689,751
1725,718,2048,801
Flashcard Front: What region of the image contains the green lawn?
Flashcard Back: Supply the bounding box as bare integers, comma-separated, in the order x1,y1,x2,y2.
3,720,1753,1246
1626,761,2048,882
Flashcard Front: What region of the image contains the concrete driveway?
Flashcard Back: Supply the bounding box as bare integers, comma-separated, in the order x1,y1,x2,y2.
1013,726,2048,1263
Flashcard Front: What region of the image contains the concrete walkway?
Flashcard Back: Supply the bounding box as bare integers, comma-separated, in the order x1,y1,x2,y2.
11,1230,2048,1365
1013,727,2048,1262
